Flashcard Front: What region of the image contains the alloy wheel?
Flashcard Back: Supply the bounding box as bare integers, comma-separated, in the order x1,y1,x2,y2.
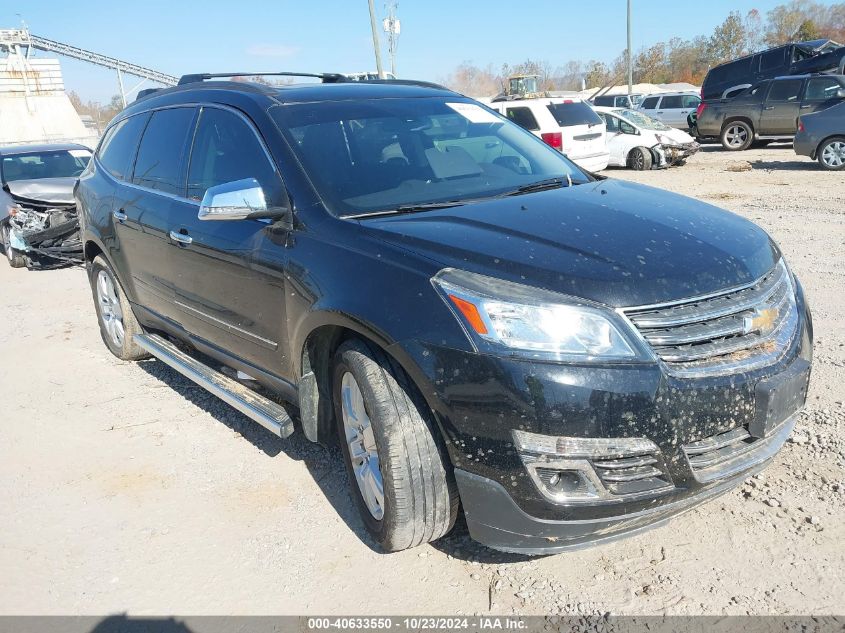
821,141,845,168
726,125,748,148
96,270,125,347
340,371,384,520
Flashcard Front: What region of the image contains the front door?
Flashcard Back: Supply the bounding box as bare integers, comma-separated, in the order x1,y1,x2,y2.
760,79,803,135
167,106,292,378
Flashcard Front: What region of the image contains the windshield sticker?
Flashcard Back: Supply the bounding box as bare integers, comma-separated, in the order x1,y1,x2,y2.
446,102,501,124
69,150,92,158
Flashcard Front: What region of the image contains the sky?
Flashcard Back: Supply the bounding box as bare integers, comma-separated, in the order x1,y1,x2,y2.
2,0,837,102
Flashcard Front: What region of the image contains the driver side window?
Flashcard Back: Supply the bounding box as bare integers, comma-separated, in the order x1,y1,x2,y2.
187,107,280,202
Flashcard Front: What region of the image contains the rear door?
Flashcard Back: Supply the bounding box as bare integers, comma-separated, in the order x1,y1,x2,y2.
116,106,197,322
760,79,803,135
801,76,844,115
168,105,291,376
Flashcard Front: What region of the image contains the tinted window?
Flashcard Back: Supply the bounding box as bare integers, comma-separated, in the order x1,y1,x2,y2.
270,98,588,217
505,107,540,131
660,96,683,109
681,95,700,108
760,48,786,72
593,96,613,106
187,107,280,202
132,108,196,195
97,114,148,181
640,96,659,110
1,149,91,183
805,77,842,100
767,80,802,102
546,102,603,127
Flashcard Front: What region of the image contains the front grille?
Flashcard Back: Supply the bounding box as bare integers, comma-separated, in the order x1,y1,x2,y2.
622,261,798,377
592,453,673,496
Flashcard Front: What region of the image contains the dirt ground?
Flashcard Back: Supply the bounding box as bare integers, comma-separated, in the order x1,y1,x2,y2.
1,144,843,616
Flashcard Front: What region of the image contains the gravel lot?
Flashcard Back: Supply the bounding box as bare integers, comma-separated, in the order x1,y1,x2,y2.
1,144,843,616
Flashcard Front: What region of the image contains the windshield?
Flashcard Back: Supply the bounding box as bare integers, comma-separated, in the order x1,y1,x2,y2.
546,102,603,127
614,109,671,131
270,97,590,217
1,149,91,183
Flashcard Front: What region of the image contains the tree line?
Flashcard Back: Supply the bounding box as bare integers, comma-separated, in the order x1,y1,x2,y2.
442,0,845,96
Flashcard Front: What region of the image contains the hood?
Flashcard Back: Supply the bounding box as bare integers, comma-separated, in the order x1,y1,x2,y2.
364,179,778,307
5,177,77,206
662,127,695,144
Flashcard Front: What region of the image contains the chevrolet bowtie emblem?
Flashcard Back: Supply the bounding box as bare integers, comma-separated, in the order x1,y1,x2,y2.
743,307,778,336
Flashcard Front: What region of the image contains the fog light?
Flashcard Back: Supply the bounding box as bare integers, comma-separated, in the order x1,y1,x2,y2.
535,467,597,500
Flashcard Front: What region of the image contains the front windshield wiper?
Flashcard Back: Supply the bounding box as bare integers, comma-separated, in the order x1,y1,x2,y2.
341,200,468,219
503,175,573,197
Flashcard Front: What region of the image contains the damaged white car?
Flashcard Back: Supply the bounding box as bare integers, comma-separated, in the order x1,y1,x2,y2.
593,106,699,170
0,144,91,269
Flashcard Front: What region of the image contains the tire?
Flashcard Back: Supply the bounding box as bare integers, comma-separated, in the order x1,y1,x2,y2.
816,136,845,171
88,255,150,361
720,120,753,150
627,146,653,171
2,223,27,268
332,338,458,551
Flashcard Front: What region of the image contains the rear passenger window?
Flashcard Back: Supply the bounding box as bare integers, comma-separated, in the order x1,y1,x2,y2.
505,107,540,131
681,95,700,108
660,96,683,109
640,96,659,110
132,107,196,195
187,107,280,202
97,114,149,181
767,80,802,102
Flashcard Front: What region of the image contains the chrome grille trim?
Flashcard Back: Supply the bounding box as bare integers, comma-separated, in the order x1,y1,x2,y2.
621,261,799,378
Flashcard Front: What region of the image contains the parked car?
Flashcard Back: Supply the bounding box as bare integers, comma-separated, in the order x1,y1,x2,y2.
593,107,699,170
637,92,701,130
490,98,609,171
591,93,644,108
794,100,845,170
1,143,91,269
76,73,812,555
701,39,845,100
695,74,845,150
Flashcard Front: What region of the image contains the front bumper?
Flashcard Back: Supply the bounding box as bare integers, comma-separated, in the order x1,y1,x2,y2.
456,415,795,554
654,141,700,167
396,283,812,553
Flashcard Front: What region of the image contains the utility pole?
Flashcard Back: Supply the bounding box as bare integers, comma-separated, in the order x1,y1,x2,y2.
367,0,385,79
383,1,400,77
627,0,633,95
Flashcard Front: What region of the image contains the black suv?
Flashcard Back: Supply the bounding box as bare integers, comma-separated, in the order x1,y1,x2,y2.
695,74,845,150
76,74,812,554
701,39,845,100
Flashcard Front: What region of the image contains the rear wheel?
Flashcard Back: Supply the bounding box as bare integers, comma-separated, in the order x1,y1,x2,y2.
89,255,149,361
817,137,845,171
2,223,27,268
627,147,653,171
721,121,753,150
332,338,458,551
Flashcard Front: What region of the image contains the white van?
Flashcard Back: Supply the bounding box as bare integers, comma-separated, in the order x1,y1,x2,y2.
637,92,701,130
490,98,609,172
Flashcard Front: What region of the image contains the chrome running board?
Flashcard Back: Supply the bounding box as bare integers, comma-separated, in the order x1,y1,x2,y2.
134,333,294,438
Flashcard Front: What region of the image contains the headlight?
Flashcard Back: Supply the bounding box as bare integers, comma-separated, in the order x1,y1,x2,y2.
431,268,650,361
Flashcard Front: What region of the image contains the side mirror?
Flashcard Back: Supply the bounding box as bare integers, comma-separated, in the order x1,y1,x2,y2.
198,178,290,224
837,88,845,99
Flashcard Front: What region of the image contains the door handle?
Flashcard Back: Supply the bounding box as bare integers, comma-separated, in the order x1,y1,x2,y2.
169,230,193,246
764,106,775,110
113,210,127,223
800,104,813,109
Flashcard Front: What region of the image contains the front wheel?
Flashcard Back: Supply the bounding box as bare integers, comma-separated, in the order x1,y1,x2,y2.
333,339,458,551
817,137,845,171
627,146,653,171
2,223,27,268
89,255,150,361
721,121,753,150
